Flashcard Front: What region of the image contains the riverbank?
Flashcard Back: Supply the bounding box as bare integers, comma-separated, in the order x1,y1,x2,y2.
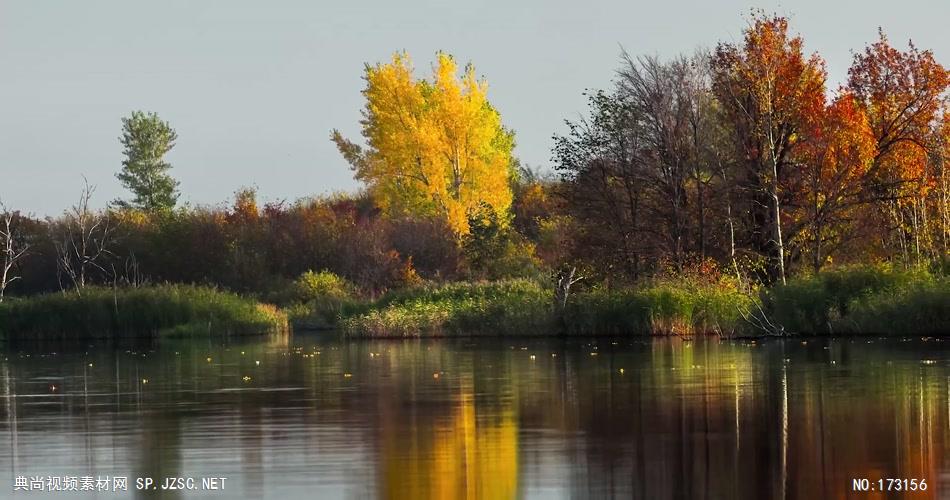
0,285,288,340
1,266,946,340
330,280,754,337
336,266,949,337
335,278,754,337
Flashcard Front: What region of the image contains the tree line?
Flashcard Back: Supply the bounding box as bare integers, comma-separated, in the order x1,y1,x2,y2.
556,14,949,284
1,12,948,301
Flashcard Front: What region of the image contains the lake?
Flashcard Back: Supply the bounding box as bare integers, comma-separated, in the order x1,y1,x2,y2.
0,334,947,499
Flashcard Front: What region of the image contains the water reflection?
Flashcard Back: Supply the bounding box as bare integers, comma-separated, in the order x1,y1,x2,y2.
0,335,947,499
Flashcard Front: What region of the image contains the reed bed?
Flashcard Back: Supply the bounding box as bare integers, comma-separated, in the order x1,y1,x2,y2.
0,284,287,340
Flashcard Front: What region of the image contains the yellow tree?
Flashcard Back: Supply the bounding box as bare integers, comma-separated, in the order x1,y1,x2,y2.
332,52,515,235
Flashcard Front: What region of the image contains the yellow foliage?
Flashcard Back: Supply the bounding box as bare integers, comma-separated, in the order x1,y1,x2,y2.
336,51,515,235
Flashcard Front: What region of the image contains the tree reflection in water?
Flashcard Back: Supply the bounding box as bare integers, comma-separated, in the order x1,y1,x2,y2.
0,335,946,499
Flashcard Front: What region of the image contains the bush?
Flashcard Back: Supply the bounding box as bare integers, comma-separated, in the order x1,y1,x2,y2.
276,271,362,330
0,285,287,340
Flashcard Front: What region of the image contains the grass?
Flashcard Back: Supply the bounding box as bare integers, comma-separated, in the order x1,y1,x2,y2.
2,265,940,340
266,270,363,330
834,280,950,335
763,264,946,335
339,264,946,338
340,279,753,337
0,284,288,340
562,282,754,337
340,280,553,337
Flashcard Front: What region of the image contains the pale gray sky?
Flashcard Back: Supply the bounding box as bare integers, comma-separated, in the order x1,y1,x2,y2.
1,0,947,215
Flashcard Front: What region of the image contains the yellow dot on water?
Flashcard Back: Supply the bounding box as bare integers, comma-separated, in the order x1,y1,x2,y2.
241,351,245,355
243,376,251,382
590,352,598,356
619,368,624,374
343,373,352,378
206,357,212,363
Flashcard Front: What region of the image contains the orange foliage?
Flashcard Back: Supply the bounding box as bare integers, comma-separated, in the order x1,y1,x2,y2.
847,29,949,196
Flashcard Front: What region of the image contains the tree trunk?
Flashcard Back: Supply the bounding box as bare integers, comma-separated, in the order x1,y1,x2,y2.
769,156,787,285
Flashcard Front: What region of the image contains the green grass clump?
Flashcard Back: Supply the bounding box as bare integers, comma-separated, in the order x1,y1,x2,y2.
341,278,752,337
341,279,553,337
0,285,287,340
765,265,933,334
832,280,950,335
272,270,362,330
564,282,753,336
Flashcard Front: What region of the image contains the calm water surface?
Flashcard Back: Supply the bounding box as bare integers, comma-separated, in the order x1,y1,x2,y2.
0,334,948,499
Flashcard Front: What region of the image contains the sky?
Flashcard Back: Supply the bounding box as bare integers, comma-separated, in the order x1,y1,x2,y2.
1,0,948,216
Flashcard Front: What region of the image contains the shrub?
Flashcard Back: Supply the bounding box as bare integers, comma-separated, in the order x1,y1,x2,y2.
279,270,361,330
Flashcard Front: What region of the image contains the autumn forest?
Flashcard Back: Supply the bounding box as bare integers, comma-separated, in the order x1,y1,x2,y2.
1,13,949,338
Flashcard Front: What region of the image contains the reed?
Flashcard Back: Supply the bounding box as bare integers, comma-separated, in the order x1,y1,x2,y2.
764,265,936,335
0,284,288,340
341,278,752,337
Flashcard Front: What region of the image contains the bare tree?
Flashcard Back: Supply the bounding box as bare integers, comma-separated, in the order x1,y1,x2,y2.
51,179,115,295
0,201,30,302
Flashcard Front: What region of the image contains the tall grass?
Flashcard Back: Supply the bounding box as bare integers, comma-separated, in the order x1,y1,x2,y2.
563,283,753,336
0,285,288,340
834,280,950,335
341,278,753,337
268,270,363,330
340,280,553,337
764,265,944,335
